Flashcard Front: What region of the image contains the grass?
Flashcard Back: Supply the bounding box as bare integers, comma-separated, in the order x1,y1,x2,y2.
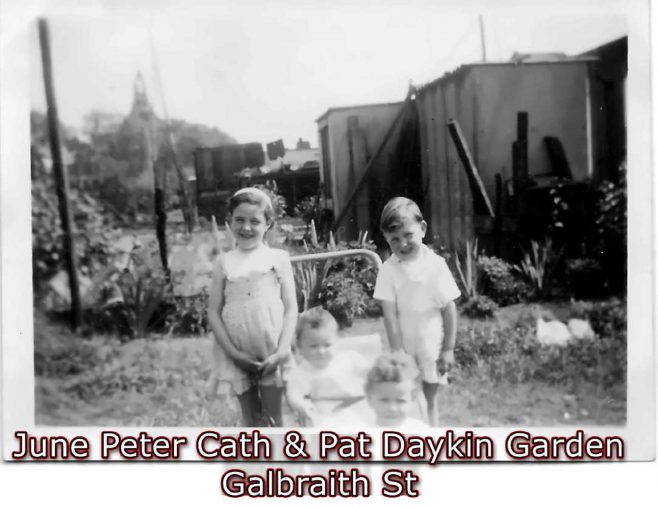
34,300,626,427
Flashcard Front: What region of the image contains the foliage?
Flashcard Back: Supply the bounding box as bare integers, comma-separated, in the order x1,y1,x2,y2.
293,227,381,326
452,239,481,298
82,304,135,338
254,181,287,219
74,241,171,339
596,164,627,240
112,251,170,339
518,237,563,297
31,173,119,294
454,299,626,388
593,163,627,294
164,290,210,336
292,224,337,311
460,295,498,319
319,235,381,324
294,258,332,312
478,255,536,306
294,195,322,226
546,182,571,236
318,275,368,328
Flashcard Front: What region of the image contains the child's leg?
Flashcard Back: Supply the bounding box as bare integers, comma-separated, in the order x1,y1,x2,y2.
237,386,262,427
422,381,440,427
260,385,284,427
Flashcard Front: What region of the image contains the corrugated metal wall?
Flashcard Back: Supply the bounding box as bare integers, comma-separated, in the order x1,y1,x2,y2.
415,62,590,252
415,74,474,252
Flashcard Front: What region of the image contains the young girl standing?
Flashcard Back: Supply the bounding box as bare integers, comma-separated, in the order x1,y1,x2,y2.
207,187,298,426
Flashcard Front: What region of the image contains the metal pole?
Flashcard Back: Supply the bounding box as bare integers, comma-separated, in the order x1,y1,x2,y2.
38,18,82,330
479,15,487,62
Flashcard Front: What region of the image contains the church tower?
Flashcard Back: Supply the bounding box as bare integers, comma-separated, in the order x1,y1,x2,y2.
130,71,155,121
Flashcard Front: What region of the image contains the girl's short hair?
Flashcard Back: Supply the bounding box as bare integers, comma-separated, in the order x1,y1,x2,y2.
365,350,419,393
379,197,424,233
296,306,338,344
228,187,275,222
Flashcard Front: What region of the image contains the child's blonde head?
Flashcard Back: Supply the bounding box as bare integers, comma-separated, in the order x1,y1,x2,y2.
295,307,338,368
365,350,419,393
379,197,424,234
296,306,338,345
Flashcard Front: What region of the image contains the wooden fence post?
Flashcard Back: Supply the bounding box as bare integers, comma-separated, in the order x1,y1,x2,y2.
38,18,82,330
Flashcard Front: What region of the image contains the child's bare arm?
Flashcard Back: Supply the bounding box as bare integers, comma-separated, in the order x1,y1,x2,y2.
207,259,261,373
286,384,316,421
261,254,298,375
438,300,458,374
381,300,403,350
285,367,316,421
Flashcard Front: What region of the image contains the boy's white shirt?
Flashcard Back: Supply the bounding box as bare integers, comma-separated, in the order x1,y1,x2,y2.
373,244,461,307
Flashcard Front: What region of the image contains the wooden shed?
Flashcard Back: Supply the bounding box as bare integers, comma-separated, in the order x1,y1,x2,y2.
316,102,404,240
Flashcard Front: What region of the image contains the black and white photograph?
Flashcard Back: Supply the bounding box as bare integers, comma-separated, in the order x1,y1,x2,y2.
1,0,656,496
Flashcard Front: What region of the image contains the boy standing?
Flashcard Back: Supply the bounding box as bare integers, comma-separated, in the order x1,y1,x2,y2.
373,197,460,426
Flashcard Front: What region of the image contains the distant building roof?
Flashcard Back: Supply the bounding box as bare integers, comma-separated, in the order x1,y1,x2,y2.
283,147,319,169
316,101,403,123
262,146,319,174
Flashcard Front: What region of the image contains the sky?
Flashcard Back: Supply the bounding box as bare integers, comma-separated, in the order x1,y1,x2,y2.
27,0,631,148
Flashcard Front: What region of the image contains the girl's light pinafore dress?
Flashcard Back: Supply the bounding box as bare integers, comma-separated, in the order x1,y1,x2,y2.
211,247,285,394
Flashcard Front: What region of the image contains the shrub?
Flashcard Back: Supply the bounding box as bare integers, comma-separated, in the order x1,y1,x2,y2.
164,290,209,336
594,163,627,294
294,195,321,225
82,303,135,338
478,255,536,305
318,274,368,328
460,295,498,319
293,229,381,324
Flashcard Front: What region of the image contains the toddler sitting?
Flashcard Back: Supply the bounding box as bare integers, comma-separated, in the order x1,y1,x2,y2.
286,307,370,425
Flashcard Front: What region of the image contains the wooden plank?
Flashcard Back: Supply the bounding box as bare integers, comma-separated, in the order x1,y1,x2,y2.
512,140,528,215
333,94,412,230
517,111,528,142
38,19,82,331
437,85,450,247
544,136,573,179
447,118,495,217
444,85,456,247
494,173,503,255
